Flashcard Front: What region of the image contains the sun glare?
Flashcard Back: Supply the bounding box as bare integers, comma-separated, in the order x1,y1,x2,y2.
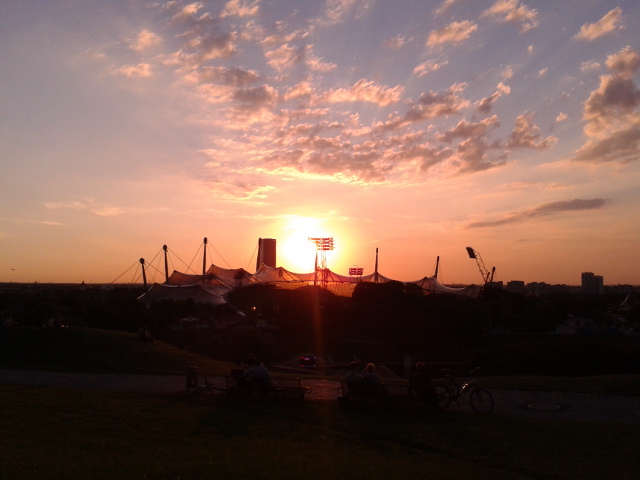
279,216,336,273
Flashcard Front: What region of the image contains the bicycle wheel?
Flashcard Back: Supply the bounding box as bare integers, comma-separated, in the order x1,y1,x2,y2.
434,384,452,409
469,387,494,413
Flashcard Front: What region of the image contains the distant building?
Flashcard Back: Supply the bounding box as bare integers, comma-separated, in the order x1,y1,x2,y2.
526,282,574,295
506,280,526,294
256,238,277,270
582,272,604,294
605,284,636,294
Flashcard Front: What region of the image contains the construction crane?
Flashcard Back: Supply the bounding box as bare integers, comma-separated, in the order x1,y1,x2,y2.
466,247,495,285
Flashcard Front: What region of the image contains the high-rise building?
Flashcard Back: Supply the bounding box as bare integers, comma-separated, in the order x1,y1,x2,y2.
257,238,277,270
581,272,604,294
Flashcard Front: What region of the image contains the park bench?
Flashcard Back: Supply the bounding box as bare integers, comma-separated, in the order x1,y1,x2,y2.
340,381,439,409
271,377,312,401
384,382,434,406
188,374,228,395
339,381,389,405
225,375,311,401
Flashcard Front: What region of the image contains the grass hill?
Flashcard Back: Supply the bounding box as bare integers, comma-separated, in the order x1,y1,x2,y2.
2,325,639,396
0,326,232,375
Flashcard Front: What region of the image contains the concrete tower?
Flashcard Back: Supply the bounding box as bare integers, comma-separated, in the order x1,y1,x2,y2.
257,238,277,270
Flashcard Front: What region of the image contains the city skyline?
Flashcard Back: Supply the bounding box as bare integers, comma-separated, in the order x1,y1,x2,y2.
3,237,632,291
1,1,639,286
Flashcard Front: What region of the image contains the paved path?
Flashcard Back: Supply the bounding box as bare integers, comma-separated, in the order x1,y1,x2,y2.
305,378,639,423
1,370,637,424
0,369,188,392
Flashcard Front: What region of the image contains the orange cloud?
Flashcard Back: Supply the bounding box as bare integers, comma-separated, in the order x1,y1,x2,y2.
325,79,403,106
574,46,640,163
427,20,477,46
482,0,539,33
574,7,623,41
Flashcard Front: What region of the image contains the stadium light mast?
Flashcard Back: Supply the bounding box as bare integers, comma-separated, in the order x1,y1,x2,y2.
309,237,334,288
466,247,495,285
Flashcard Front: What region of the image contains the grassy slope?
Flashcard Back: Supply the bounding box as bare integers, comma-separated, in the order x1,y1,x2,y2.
1,386,638,480
0,326,232,375
2,326,640,394
1,326,639,479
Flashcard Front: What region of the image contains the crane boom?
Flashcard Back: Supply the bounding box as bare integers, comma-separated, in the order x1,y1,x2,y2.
466,247,494,285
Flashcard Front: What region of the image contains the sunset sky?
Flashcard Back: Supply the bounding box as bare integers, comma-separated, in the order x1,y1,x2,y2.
1,0,639,286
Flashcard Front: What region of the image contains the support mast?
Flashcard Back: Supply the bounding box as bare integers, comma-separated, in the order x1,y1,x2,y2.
202,237,207,275
163,245,169,283
139,258,147,289
374,248,379,283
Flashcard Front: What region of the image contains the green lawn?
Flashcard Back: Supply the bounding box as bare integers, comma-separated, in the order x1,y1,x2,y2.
1,326,639,479
1,385,638,480
2,326,640,395
0,326,232,375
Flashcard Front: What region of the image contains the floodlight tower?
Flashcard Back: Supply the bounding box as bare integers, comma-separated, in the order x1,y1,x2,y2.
466,247,495,285
309,237,334,288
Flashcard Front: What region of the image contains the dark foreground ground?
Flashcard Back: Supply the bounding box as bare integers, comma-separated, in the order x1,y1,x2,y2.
0,369,637,424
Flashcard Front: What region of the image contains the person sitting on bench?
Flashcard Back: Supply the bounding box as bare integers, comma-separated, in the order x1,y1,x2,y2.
245,361,273,397
362,363,386,398
409,362,438,407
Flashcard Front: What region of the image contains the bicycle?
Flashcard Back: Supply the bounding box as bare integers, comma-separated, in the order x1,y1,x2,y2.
434,367,494,413
189,374,228,396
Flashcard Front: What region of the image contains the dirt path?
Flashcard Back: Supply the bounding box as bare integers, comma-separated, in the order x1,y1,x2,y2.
1,370,637,424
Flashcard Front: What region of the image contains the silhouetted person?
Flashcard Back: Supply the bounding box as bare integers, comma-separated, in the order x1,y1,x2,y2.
362,363,386,402
363,363,382,386
409,362,438,407
344,361,363,384
137,325,152,341
231,360,245,378
245,361,273,397
340,361,366,401
246,352,260,366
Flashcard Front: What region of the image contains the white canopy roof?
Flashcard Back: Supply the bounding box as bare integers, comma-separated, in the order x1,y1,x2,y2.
139,263,480,304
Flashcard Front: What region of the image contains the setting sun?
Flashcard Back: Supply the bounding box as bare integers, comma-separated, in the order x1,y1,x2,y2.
279,216,336,273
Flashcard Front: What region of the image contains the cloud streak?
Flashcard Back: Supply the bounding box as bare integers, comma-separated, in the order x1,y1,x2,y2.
467,198,607,228
45,201,126,218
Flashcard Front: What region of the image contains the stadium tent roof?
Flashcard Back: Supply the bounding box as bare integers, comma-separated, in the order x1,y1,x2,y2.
205,264,257,287
139,283,227,305
408,277,482,297
138,264,480,304
254,264,315,283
